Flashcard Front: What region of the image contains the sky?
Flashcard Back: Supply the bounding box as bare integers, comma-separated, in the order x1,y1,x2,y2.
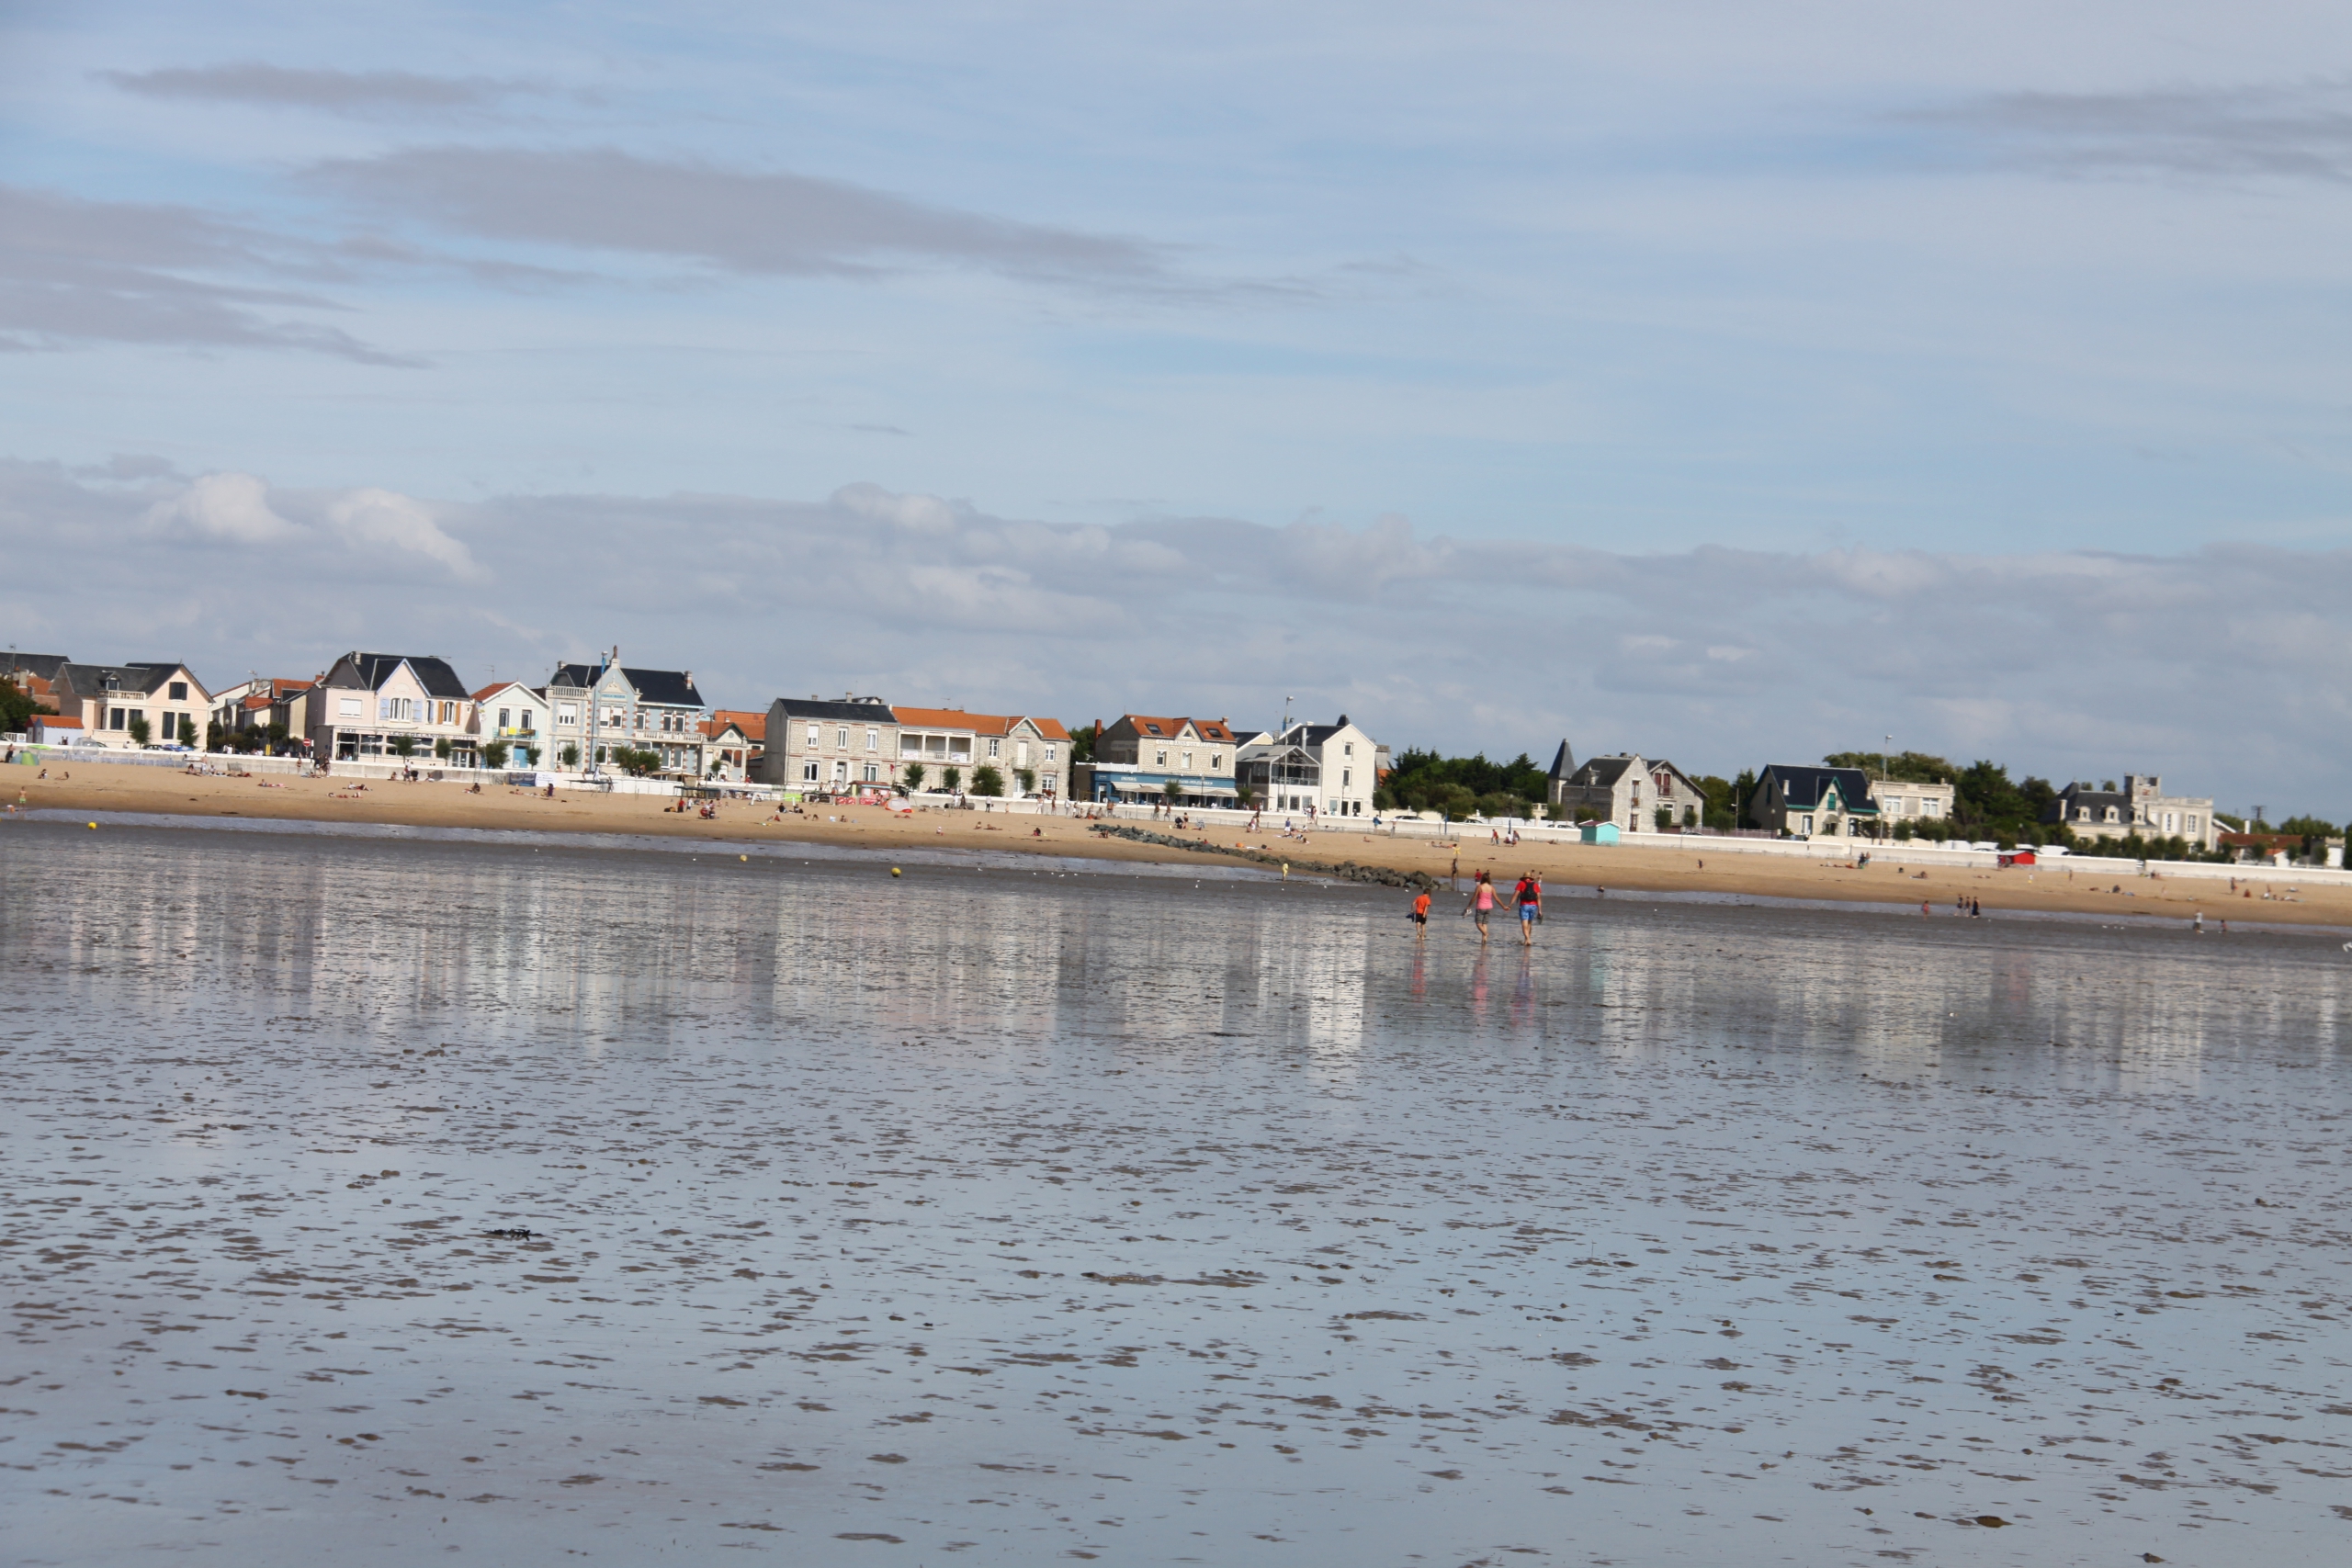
3,0,2349,814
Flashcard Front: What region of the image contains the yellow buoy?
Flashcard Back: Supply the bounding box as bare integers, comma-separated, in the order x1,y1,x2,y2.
87,821,97,829
739,853,748,861
891,867,902,877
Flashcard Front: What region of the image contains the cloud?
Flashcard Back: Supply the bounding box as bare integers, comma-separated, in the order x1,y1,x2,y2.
143,471,299,543
6,463,2350,811
325,487,481,579
1902,77,2352,184
102,62,523,116
0,184,415,363
303,146,1180,288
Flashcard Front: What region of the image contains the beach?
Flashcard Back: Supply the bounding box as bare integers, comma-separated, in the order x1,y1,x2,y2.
4,819,2347,1565
9,761,2343,929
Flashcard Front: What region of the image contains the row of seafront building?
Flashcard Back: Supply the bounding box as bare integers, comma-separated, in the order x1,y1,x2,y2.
1,647,1389,817
1542,743,2227,854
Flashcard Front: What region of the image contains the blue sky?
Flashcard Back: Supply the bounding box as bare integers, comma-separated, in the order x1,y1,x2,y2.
5,1,2350,812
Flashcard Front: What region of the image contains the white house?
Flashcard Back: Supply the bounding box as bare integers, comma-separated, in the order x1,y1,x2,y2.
470,682,554,767
1240,715,1382,818
313,652,479,764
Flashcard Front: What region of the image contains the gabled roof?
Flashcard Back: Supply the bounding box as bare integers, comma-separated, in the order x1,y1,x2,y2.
471,681,544,704
1760,763,1877,813
772,696,897,724
1012,715,1072,741
33,712,83,728
705,708,766,741
336,653,471,700
55,661,181,697
1566,755,1638,787
548,661,702,706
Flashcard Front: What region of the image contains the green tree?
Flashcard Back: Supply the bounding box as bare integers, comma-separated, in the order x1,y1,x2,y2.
176,715,196,745
560,742,580,769
518,744,538,768
389,734,416,759
942,765,962,793
206,717,226,751
972,763,1005,797
434,736,453,761
1163,778,1185,805
1236,781,1258,809
1823,749,1958,784
265,722,288,753
903,761,926,792
127,714,152,745
1065,724,1096,765
2,676,53,733
1013,766,1035,794
1382,749,1547,816
482,739,511,769
1655,805,1675,832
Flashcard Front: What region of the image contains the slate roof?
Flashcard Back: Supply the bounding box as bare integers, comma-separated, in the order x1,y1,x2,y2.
1546,739,1576,780
1759,764,1877,813
337,653,471,700
1563,755,1637,788
54,661,181,697
2,653,69,682
2047,784,2130,823
772,696,897,725
550,662,705,707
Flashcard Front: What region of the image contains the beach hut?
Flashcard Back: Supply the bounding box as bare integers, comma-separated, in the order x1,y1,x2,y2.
1579,821,1621,845
1997,848,2037,867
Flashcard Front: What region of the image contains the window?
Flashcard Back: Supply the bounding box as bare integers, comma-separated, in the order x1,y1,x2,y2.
808,724,820,747
1344,741,1353,757
1155,750,1167,766
557,704,578,725
802,761,819,782
1801,814,1815,835
520,712,535,733
1046,744,1057,761
866,728,878,751
864,762,879,783
1182,750,1193,770
988,738,1001,758
169,682,188,701
1342,768,1351,786
837,728,850,749
498,708,512,728
1210,752,1220,770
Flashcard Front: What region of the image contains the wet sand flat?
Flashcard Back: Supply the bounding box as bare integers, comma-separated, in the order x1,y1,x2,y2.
10,763,2345,929
3,820,2349,1565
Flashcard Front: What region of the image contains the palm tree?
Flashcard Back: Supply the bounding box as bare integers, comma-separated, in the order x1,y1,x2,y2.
904,761,926,792
942,765,962,793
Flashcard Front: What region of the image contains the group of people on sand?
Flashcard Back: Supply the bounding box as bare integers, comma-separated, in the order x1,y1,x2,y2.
1411,869,1544,947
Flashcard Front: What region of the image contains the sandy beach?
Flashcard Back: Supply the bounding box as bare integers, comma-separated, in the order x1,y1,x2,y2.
9,762,2341,929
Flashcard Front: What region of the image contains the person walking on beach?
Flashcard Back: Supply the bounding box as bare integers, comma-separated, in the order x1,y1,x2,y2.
1410,888,1431,942
1465,870,1497,944
1513,871,1543,946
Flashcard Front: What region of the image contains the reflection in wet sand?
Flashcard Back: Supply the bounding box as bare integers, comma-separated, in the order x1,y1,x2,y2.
4,821,2349,1566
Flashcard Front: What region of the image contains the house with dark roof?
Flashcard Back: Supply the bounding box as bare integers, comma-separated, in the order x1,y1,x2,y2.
546,648,711,776
48,660,212,748
1747,763,1879,839
2043,775,2217,852
1234,715,1382,818
1550,753,1706,831
758,695,899,791
315,651,479,763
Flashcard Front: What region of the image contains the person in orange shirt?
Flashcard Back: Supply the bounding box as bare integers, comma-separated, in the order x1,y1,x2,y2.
1410,888,1432,941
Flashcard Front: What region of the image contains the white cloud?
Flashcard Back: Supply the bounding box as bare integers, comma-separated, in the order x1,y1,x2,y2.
325,487,481,578
142,471,298,543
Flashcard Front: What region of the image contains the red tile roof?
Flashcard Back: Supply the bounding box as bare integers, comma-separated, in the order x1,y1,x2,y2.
704,708,766,741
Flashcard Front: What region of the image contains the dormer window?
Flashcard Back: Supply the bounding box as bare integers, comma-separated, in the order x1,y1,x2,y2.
1145,722,1163,735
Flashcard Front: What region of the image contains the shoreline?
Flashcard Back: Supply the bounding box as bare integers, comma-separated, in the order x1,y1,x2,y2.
8,765,2346,930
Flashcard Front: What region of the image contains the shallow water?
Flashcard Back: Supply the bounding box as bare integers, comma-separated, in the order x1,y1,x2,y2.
4,820,2348,1566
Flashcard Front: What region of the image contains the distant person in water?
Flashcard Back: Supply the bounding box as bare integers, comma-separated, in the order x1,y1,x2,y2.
1514,872,1543,945
1411,888,1431,941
